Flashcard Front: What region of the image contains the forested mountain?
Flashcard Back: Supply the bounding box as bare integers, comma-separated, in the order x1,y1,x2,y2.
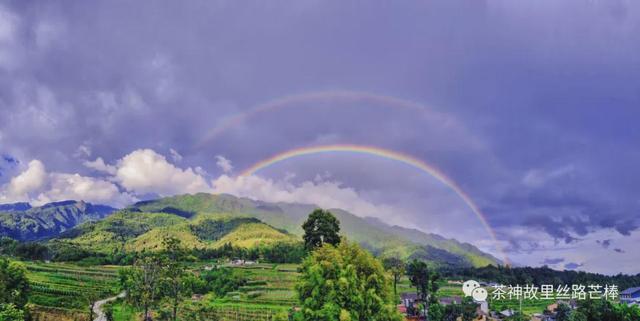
0,201,116,241
1,193,501,268
126,193,501,267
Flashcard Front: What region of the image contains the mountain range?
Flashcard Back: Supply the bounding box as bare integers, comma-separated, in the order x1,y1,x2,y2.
0,193,501,268
0,201,116,241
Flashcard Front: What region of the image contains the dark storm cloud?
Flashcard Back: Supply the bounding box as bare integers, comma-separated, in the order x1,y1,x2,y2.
564,262,585,271
1,0,640,268
596,239,612,249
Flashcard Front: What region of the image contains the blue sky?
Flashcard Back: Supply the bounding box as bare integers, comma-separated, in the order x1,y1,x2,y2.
0,1,639,274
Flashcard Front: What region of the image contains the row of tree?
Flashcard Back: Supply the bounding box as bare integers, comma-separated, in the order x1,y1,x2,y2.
554,300,640,321
0,235,308,266
443,264,640,291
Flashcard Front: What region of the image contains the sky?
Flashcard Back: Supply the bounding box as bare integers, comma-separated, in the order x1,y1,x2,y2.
0,0,639,274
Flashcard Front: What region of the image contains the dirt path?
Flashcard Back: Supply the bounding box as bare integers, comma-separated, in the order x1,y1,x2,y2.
93,292,126,321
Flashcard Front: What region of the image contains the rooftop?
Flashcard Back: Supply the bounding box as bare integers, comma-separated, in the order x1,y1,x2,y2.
621,287,640,295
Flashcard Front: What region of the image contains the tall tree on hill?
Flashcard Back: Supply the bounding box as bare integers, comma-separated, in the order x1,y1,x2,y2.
383,257,405,299
407,259,440,320
120,253,165,321
302,209,341,251
161,236,191,321
296,241,402,321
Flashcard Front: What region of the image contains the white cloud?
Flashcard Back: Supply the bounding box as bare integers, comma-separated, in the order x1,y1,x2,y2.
83,157,117,175
115,149,210,195
522,165,575,188
215,155,233,173
0,159,134,207
74,144,92,158
169,148,183,162
3,160,47,199
504,227,640,275
211,174,405,226
33,173,135,207
1,149,214,206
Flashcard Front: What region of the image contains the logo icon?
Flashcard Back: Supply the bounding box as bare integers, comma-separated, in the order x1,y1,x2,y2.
462,280,487,302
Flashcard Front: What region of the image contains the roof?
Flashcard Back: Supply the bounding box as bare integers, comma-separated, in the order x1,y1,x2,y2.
500,309,515,317
439,297,462,305
400,293,419,300
622,287,640,295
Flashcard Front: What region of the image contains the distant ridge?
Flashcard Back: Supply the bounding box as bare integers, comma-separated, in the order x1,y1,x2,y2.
0,201,117,241
1,193,501,268
125,193,501,267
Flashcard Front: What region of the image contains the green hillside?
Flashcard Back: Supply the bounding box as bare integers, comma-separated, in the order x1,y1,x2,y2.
0,200,116,241
128,193,500,267
52,208,298,253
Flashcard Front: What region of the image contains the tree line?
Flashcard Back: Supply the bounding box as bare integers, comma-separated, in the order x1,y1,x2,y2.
441,264,640,291
0,236,306,265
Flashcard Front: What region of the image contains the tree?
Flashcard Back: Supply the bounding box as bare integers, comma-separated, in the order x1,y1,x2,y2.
556,302,572,321
382,257,405,299
572,299,640,321
302,209,341,251
505,312,528,321
0,258,29,313
120,253,165,321
160,236,190,321
296,241,402,321
406,260,430,318
428,302,444,321
0,303,25,321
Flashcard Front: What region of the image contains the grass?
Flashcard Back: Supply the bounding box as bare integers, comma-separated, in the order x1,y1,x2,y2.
110,300,138,321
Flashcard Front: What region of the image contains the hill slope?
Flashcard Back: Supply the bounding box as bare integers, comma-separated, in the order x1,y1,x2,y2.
129,193,501,267
53,209,298,253
0,201,116,241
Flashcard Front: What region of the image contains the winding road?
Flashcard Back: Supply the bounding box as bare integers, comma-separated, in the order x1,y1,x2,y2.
93,292,126,321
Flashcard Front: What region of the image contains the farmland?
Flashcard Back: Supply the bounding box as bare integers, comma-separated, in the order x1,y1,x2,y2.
177,263,297,321
23,261,120,320
21,259,560,321
22,261,298,321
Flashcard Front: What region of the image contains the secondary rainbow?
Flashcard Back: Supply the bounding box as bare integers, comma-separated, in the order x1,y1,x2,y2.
196,90,447,148
239,144,509,265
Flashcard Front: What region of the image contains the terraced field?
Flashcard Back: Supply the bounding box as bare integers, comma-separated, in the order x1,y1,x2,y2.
229,263,298,306
182,263,297,321
25,262,120,311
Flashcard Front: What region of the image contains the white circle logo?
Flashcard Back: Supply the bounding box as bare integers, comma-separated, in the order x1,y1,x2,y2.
462,280,480,297
472,287,488,302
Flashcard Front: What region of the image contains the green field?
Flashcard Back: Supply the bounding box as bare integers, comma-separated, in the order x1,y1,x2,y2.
21,261,120,321
177,263,296,321
25,262,120,310
23,260,556,321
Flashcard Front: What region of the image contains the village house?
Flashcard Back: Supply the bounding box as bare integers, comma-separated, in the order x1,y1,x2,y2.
620,287,640,305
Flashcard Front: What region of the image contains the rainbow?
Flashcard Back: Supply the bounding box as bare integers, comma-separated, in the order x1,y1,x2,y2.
240,144,509,265
196,90,449,148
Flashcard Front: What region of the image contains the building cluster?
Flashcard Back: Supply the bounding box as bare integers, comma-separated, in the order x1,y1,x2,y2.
397,286,640,321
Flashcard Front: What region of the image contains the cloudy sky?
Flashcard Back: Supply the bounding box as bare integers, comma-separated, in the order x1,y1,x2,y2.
1,0,639,274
